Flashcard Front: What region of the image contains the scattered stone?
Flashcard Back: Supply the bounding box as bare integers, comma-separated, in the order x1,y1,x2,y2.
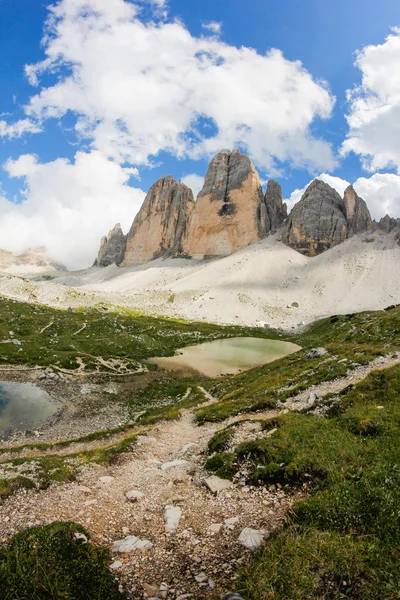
224,517,240,530
165,505,182,533
238,527,265,551
291,302,299,307
306,347,328,359
180,443,197,455
73,532,88,544
125,489,145,501
12,339,21,346
208,523,223,534
205,476,232,494
112,536,153,553
161,460,189,471
110,561,123,570
77,486,92,494
143,583,160,597
98,476,114,484
194,573,208,583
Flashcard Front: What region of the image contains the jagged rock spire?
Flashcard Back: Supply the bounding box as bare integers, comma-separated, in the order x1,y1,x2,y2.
120,176,194,267
94,223,126,267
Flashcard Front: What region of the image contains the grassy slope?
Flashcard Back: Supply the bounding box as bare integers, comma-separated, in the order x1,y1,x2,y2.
1,297,400,598
197,306,400,422
0,296,282,371
200,306,400,599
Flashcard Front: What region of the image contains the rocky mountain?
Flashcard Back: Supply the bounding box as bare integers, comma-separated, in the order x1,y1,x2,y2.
95,150,287,267
94,223,126,267
343,185,372,234
181,149,285,259
282,180,373,256
378,214,400,233
0,248,66,273
94,149,396,266
121,176,194,267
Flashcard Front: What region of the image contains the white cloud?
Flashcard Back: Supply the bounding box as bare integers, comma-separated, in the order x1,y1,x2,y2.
342,28,400,172
19,0,335,173
202,21,222,36
0,119,41,139
0,151,145,269
284,172,400,220
181,173,204,198
354,173,400,220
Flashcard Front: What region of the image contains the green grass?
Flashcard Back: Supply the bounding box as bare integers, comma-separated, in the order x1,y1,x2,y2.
0,433,139,495
0,522,123,599
0,296,283,371
196,307,400,423
225,365,400,599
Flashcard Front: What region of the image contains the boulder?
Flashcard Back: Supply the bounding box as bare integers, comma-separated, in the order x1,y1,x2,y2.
306,347,328,359
205,475,232,493
112,535,153,553
238,527,265,551
121,176,194,266
164,505,182,532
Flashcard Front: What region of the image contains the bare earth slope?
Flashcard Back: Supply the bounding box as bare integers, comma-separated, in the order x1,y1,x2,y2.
0,230,399,330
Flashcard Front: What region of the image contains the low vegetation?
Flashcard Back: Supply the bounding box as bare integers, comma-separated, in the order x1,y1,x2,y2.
206,365,400,599
1,297,400,597
197,306,400,422
0,522,123,599
0,296,281,371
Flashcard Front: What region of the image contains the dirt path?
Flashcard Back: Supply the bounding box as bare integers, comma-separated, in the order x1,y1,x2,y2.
2,356,400,599
0,407,294,600
285,352,400,411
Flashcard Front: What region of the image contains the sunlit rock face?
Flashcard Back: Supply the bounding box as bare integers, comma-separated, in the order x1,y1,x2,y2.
120,176,194,267
181,149,278,259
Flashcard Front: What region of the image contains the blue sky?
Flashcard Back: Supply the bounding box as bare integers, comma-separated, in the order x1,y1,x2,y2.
0,0,400,267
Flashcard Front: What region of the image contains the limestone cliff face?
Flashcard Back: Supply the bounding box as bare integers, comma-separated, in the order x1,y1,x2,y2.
94,223,126,267
343,185,372,234
181,149,271,259
264,180,287,231
378,214,400,233
121,176,194,267
282,180,349,256
282,180,373,256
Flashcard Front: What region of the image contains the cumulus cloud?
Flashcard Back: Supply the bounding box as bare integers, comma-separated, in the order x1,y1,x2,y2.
181,173,205,198
202,21,222,36
342,28,400,172
20,0,335,173
0,119,41,139
0,151,145,269
285,172,400,220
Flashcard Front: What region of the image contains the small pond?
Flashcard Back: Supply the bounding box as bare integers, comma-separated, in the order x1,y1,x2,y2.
0,382,58,437
149,336,301,378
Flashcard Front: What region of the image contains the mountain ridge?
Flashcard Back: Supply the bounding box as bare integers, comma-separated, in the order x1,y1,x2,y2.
95,149,395,268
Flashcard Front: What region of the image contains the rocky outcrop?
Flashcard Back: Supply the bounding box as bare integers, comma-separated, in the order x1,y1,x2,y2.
378,214,400,234
121,176,194,267
94,223,126,267
343,185,372,234
264,180,287,231
282,180,373,256
181,149,272,259
282,180,348,256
